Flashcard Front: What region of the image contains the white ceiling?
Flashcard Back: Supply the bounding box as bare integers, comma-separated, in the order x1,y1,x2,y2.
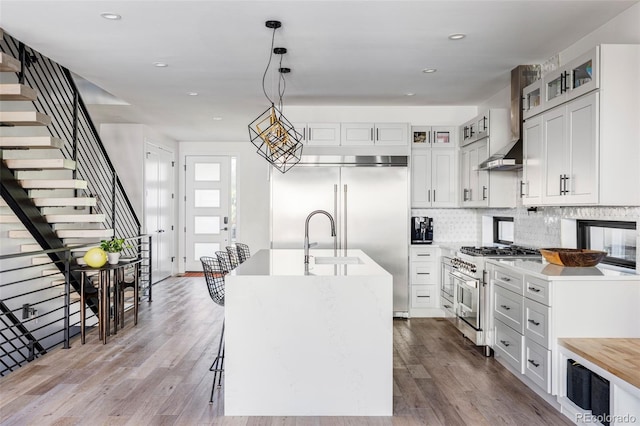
1,0,638,142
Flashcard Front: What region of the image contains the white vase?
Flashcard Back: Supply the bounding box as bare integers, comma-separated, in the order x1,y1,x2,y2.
107,252,121,265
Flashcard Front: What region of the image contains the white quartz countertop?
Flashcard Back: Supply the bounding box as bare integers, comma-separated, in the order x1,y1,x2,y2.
231,249,391,277
487,258,639,280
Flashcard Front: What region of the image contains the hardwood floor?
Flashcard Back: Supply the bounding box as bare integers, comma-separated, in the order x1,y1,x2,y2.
0,276,572,425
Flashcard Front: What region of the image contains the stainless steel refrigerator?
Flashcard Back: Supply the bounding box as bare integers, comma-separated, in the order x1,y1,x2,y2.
270,156,409,316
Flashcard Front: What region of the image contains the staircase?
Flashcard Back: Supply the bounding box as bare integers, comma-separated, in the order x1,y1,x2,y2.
1,42,114,257
1,29,145,375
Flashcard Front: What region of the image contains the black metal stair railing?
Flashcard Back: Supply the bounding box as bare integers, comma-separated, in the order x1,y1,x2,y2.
0,32,150,375
0,32,140,239
0,237,151,377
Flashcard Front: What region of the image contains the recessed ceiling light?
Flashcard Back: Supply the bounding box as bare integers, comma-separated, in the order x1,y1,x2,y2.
422,68,437,74
406,93,415,97
448,33,466,40
187,92,199,96
100,12,121,20
153,62,168,68
212,116,223,121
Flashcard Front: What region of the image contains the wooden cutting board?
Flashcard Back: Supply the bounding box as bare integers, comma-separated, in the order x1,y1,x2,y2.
559,338,640,389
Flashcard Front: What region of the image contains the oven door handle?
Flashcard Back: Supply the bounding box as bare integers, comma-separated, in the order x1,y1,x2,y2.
449,271,478,289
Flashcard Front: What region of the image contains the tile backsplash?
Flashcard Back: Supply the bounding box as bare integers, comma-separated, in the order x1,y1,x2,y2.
413,205,640,250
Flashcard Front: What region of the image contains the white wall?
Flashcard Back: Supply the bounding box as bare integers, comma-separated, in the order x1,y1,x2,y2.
100,123,178,224
559,2,640,64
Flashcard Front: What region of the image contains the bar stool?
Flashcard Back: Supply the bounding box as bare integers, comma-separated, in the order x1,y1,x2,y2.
216,250,234,273
236,243,251,264
226,246,240,269
115,261,140,329
200,256,226,404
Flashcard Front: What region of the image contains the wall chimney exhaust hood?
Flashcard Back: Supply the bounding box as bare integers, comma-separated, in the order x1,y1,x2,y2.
478,139,522,171
479,65,540,171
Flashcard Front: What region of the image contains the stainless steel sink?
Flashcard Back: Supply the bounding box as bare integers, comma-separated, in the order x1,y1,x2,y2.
314,256,363,265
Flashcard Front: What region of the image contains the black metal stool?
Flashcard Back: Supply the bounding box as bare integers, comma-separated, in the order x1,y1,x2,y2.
200,256,226,404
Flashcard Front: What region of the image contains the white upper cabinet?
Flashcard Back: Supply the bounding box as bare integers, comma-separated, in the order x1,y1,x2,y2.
341,123,409,146
411,126,457,148
458,109,516,208
293,122,341,146
522,79,544,121
523,44,640,206
411,149,457,208
521,115,543,204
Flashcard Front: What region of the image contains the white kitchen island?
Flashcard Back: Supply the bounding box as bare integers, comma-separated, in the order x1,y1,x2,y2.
224,249,393,416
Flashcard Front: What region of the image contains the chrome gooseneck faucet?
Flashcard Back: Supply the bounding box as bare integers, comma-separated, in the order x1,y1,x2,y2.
304,210,337,264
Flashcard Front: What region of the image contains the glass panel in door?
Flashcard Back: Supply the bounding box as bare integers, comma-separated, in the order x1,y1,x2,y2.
572,59,593,90
185,155,230,271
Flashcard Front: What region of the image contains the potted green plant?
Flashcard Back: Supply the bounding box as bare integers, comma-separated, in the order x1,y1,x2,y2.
100,238,131,265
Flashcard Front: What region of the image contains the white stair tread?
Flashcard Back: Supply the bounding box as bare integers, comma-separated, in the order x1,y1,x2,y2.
0,215,20,223
57,229,113,238
7,230,34,239
32,257,52,265
20,179,87,189
0,83,37,101
42,270,63,278
0,111,51,126
44,213,105,223
0,52,21,73
5,158,76,170
20,244,41,252
0,136,64,149
9,228,112,239
32,197,96,207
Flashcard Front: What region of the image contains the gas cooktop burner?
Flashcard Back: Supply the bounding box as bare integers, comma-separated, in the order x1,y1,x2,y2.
460,245,540,257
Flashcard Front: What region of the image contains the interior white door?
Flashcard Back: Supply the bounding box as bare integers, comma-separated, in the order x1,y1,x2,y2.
145,144,175,282
185,155,231,271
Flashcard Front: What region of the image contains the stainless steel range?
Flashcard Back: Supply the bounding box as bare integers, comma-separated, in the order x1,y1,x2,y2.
441,245,540,355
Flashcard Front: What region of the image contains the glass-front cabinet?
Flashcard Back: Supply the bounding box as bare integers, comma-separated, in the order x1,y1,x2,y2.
528,46,600,117
522,79,544,120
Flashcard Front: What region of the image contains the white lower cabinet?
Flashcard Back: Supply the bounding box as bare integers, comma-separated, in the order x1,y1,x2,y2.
524,338,552,393
494,319,524,373
487,259,640,406
409,246,441,317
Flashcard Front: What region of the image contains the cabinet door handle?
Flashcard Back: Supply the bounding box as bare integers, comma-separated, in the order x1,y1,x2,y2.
500,304,511,311
501,276,511,282
376,128,379,141
563,174,570,195
528,286,541,293
309,128,312,141
500,340,511,347
433,190,436,202
528,359,540,368
528,319,541,326
371,128,374,141
428,189,431,202
519,180,526,198
482,186,487,201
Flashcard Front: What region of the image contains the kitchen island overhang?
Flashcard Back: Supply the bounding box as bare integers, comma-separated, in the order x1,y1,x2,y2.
224,249,393,416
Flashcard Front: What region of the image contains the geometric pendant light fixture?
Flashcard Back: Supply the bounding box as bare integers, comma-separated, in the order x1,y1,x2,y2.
248,20,303,173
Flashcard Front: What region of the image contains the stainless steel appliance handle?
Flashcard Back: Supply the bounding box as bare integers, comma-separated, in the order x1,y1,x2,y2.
449,271,478,288
343,184,348,256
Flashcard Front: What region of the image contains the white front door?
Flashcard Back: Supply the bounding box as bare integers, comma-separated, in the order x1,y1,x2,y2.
185,155,231,271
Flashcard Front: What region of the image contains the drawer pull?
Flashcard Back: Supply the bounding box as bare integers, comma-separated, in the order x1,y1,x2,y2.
501,276,511,282
417,295,430,298
417,272,431,275
528,319,541,326
499,340,510,347
417,254,431,257
500,304,511,311
528,359,540,368
528,286,541,293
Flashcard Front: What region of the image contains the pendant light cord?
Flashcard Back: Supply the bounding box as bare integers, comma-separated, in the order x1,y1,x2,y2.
261,26,277,105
